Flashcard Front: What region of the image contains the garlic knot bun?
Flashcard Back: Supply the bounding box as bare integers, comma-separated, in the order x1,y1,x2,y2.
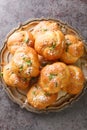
60,34,84,64
32,21,59,38
11,46,40,78
3,63,29,90
27,84,58,109
35,30,65,60
39,62,70,94
66,66,85,94
7,31,34,54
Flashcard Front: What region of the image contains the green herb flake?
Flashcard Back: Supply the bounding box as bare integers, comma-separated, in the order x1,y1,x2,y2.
23,57,26,60
0,72,3,77
26,60,32,66
44,92,51,97
66,42,72,52
24,38,29,44
43,28,48,31
6,68,10,70
19,65,23,71
49,73,57,80
50,42,56,50
32,91,36,95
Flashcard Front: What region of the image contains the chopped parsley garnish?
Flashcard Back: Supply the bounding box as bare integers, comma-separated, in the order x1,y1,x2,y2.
32,91,36,95
19,65,23,71
43,28,48,31
0,72,3,77
26,60,32,66
44,92,51,97
49,73,57,80
6,68,10,70
24,38,29,44
66,42,72,52
50,42,56,50
23,57,32,66
23,57,26,60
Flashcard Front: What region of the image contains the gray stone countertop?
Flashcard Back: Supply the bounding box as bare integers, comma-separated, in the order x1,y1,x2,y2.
0,0,87,130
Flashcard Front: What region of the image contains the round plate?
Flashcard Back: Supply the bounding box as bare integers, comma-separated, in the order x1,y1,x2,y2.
0,18,87,113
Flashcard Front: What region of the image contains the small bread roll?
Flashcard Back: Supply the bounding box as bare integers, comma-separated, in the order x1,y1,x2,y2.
39,62,70,94
35,30,65,60
60,34,84,64
66,66,85,94
3,63,29,90
11,46,40,78
27,84,58,109
32,21,59,38
7,31,34,54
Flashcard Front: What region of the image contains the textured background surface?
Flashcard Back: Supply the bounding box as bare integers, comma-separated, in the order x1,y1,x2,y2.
0,0,87,130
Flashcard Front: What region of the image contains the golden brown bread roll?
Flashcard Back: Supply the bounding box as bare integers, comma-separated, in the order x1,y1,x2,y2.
66,65,85,94
3,63,29,90
11,46,40,78
60,34,84,64
35,30,65,60
39,62,70,94
27,84,58,109
7,31,34,54
32,21,59,38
